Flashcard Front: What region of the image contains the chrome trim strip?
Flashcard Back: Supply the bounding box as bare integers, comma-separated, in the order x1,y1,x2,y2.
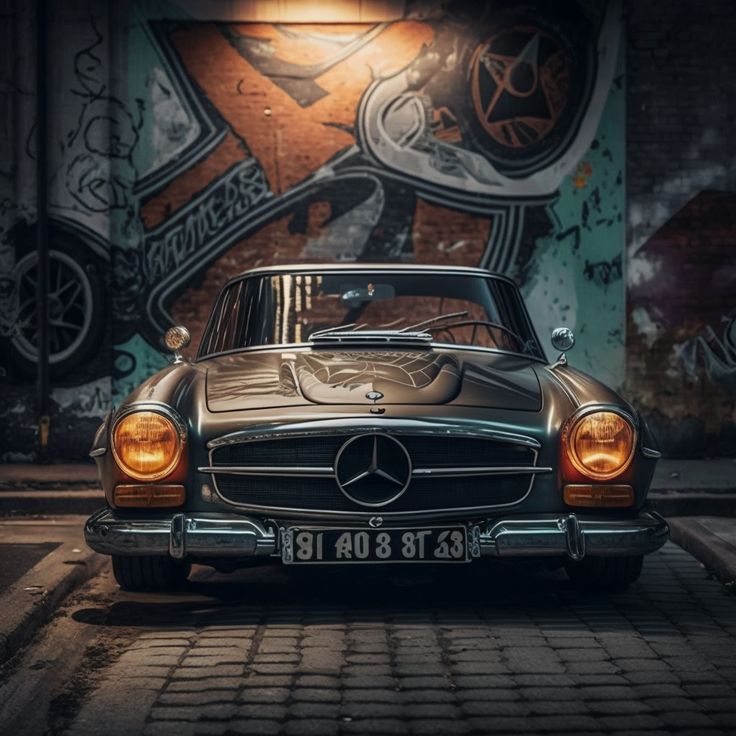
199,464,551,479
89,447,106,458
224,263,509,280
641,446,662,459
208,419,541,450
198,465,335,477
170,513,186,559
480,511,669,559
411,466,552,478
84,508,277,558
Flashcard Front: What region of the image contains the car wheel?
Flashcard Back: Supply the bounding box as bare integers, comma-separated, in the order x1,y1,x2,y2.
111,555,190,591
565,555,643,591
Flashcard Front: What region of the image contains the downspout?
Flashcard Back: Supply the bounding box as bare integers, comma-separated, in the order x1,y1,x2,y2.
35,0,50,455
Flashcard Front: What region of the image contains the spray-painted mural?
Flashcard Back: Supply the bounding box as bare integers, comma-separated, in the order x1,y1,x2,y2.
628,191,736,454
0,0,625,460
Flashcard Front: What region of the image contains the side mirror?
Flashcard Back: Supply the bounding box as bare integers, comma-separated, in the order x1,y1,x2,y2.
551,327,575,352
164,325,191,364
550,327,575,367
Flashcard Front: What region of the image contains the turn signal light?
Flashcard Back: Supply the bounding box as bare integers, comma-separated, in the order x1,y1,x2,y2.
566,410,635,480
563,484,634,508
114,484,185,508
112,411,182,480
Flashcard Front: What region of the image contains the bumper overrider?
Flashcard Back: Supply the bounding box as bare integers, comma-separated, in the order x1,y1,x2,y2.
84,508,669,562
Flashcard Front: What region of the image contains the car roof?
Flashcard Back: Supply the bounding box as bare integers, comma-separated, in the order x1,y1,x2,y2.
224,263,516,288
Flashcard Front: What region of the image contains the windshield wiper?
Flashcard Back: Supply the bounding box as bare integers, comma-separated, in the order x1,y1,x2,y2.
399,310,469,333
309,323,360,339
310,330,432,345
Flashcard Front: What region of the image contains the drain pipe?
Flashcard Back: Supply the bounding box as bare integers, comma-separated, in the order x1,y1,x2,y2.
35,0,50,456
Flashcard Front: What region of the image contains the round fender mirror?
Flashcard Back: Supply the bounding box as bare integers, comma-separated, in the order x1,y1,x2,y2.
164,326,191,362
551,327,575,353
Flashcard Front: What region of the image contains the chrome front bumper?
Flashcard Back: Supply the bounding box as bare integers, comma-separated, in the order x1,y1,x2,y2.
85,508,668,562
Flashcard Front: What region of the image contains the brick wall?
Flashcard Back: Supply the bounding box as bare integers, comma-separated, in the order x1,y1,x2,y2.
625,0,736,455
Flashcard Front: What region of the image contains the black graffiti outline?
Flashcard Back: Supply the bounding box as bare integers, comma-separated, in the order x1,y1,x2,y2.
132,21,231,200
64,15,143,215
143,158,271,284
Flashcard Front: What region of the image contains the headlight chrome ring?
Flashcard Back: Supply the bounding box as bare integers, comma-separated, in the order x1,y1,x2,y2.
111,404,186,481
564,406,637,481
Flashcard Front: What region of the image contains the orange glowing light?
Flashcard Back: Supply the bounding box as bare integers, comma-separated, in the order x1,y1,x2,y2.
567,411,635,480
112,411,182,481
563,484,635,508
114,484,186,508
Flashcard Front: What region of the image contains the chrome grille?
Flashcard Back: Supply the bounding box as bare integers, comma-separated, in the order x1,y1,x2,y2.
212,435,534,468
205,432,545,516
214,474,530,512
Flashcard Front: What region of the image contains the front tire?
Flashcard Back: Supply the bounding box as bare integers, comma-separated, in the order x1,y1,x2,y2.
565,555,643,591
112,555,190,591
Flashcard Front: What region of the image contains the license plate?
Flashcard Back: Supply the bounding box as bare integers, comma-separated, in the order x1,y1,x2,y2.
283,527,469,564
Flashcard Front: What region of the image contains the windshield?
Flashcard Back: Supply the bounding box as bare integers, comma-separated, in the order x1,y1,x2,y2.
198,271,544,359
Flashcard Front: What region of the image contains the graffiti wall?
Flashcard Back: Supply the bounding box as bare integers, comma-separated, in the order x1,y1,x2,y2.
627,194,736,454
0,0,626,460
625,0,736,455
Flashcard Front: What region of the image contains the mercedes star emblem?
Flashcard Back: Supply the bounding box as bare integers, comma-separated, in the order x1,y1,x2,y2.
335,433,411,507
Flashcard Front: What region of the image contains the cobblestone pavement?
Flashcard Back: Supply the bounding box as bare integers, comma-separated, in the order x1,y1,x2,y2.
47,543,736,734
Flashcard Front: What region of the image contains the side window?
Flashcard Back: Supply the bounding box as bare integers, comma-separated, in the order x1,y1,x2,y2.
205,285,240,355
491,280,541,357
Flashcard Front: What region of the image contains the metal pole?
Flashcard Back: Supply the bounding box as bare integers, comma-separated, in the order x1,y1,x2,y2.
36,0,50,455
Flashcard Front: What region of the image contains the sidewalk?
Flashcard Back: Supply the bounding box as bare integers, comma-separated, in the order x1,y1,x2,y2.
0,516,105,665
669,517,736,588
0,463,99,489
0,463,102,516
650,457,736,516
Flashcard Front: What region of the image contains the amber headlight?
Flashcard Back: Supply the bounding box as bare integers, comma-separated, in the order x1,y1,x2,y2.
566,410,635,480
111,410,183,481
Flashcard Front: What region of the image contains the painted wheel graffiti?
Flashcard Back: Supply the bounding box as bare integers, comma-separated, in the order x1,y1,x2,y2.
13,250,93,364
460,9,596,177
10,237,106,377
470,27,570,150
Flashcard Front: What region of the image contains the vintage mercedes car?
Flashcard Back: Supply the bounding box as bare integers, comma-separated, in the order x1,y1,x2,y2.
85,264,668,591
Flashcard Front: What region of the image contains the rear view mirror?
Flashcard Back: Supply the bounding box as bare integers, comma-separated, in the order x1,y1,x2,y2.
340,283,395,307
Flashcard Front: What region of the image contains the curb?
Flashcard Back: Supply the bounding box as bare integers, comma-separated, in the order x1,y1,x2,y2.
0,544,106,666
0,464,98,490
649,491,736,518
669,517,736,588
0,490,104,517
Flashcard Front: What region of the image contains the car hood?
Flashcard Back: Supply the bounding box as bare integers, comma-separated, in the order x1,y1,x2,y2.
204,348,542,412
